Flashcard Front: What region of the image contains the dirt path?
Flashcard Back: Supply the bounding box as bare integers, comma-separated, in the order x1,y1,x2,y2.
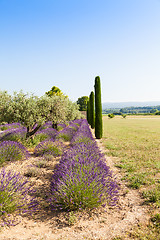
0,139,150,240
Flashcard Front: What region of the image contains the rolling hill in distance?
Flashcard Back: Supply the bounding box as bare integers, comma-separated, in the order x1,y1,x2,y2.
102,101,160,110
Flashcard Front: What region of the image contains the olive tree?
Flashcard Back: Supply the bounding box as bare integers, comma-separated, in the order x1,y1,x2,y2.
0,90,82,138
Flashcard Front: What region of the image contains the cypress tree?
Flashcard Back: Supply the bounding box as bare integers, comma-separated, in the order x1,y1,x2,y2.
87,99,91,125
94,76,103,139
89,91,95,129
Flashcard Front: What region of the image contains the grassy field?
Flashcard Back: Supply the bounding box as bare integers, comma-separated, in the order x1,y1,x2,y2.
102,115,160,239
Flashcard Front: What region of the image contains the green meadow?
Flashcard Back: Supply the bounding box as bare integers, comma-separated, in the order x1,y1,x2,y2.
102,115,160,239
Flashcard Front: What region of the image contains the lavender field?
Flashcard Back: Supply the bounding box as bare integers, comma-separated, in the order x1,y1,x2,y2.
0,119,119,234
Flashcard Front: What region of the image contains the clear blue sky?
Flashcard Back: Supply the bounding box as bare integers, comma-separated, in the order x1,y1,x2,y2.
0,0,160,103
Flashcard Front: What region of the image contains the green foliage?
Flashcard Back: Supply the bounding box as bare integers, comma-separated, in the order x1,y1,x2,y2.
128,173,147,189
34,140,64,157
65,99,82,121
67,211,77,226
108,113,115,118
0,90,82,138
45,86,66,97
89,91,95,129
24,134,48,148
143,186,160,205
77,96,89,111
121,114,127,118
87,99,91,125
0,91,12,123
94,76,103,139
0,190,17,216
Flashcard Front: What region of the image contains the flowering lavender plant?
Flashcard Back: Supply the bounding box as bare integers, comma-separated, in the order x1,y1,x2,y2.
35,128,57,141
0,168,38,226
0,123,22,131
39,121,53,130
34,139,64,157
0,127,27,143
49,119,119,211
57,123,67,131
55,126,77,142
71,119,94,146
0,140,29,165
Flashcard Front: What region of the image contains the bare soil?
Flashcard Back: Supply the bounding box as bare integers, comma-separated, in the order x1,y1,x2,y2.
0,138,150,240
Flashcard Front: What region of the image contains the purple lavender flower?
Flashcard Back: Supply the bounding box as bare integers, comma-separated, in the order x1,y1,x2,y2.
34,139,64,157
0,123,22,131
39,121,53,130
0,140,30,164
0,127,27,142
49,119,119,211
35,128,57,140
55,126,77,142
0,168,38,226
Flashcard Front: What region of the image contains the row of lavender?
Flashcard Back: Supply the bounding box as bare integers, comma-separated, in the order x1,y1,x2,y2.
0,120,80,162
0,119,119,226
50,119,119,211
0,120,80,225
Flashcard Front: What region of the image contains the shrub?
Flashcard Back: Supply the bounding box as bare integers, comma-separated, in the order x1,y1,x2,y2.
34,139,64,157
108,113,115,119
35,128,57,141
0,127,27,143
39,121,53,130
0,123,22,131
49,120,119,211
55,126,76,142
57,123,67,131
0,141,29,165
49,142,119,211
0,168,38,226
71,119,94,146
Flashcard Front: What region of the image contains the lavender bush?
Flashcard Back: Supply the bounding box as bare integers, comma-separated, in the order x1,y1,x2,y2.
35,128,57,141
49,119,119,211
0,123,22,131
0,140,29,165
39,121,53,130
55,122,79,142
0,168,38,226
34,139,64,157
71,119,95,146
57,123,67,131
0,127,27,143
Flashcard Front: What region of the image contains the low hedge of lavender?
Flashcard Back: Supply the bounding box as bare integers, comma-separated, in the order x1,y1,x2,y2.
55,121,80,142
0,119,119,223
34,128,57,141
0,141,30,165
0,123,22,131
0,168,38,226
55,127,76,142
49,119,119,211
39,121,53,130
0,127,27,143
34,139,64,157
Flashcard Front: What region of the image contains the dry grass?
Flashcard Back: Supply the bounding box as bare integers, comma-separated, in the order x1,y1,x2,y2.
102,115,160,239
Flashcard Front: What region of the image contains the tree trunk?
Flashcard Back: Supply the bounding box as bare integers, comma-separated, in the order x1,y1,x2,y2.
52,122,58,130
26,125,41,139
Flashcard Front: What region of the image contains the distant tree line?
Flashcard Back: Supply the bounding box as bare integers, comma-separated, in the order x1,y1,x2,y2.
103,106,160,115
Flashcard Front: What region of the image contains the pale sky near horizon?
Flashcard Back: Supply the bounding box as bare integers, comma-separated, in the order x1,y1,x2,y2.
0,0,160,103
